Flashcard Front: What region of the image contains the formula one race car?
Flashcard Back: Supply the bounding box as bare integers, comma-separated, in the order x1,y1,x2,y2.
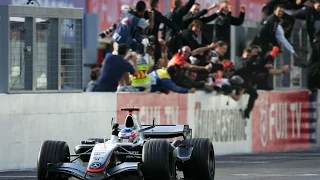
37,107,215,180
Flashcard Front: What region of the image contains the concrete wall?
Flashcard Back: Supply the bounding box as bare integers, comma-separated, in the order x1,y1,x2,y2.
0,90,317,171
0,93,116,170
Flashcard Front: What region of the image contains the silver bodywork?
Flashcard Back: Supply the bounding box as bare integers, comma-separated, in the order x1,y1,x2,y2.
46,114,193,180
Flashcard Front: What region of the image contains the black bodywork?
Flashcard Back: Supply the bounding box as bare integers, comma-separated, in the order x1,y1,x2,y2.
46,124,193,180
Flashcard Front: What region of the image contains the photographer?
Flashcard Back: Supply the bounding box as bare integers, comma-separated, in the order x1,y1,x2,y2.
111,1,153,54
221,75,245,102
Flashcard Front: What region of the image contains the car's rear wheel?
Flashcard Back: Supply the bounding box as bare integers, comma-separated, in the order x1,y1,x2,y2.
37,140,70,180
182,138,215,180
141,140,175,180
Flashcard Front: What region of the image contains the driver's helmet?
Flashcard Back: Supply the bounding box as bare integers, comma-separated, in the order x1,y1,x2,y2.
118,128,138,142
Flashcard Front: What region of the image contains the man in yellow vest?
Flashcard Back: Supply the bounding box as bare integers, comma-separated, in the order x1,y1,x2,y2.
130,53,152,92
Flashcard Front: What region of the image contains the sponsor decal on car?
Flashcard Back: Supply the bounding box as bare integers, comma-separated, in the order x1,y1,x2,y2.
89,162,102,169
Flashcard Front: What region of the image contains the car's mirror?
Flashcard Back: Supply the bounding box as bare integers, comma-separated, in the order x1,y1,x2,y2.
139,117,156,132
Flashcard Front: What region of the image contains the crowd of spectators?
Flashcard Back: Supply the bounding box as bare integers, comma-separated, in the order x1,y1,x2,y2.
86,0,320,118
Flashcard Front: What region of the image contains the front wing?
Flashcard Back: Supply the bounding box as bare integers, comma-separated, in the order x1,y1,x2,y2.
48,161,141,180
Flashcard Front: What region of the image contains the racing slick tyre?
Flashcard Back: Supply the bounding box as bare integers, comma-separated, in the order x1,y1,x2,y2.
182,138,215,180
37,140,70,180
141,140,175,180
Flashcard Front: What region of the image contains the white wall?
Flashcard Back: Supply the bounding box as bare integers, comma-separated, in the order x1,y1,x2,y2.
0,93,116,171
188,92,252,155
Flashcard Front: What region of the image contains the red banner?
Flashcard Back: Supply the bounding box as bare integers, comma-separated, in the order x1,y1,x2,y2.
252,91,311,153
87,0,165,33
238,0,267,21
116,93,188,126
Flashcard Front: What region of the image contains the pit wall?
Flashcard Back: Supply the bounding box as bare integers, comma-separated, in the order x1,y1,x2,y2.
0,90,318,171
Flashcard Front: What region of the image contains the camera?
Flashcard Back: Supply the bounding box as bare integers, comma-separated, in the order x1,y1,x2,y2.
99,24,117,38
143,10,153,19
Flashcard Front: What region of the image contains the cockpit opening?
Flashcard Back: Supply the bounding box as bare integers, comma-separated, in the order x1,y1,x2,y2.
125,115,135,128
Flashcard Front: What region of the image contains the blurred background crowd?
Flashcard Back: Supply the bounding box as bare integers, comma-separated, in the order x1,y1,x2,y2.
84,0,320,118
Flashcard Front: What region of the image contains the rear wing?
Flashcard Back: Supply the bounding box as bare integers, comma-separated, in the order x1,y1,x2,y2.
141,125,192,139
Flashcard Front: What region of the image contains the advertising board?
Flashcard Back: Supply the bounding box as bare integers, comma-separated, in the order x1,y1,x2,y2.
190,93,252,155
252,91,311,152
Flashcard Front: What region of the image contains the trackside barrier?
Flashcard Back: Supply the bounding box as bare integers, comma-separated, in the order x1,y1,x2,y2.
0,90,316,171
310,92,318,147
251,90,311,152
0,93,116,171
187,92,252,155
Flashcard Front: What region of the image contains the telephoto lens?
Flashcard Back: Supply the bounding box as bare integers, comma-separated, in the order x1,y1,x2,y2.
99,24,117,38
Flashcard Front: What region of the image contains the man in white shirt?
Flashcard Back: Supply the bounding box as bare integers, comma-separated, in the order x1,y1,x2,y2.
275,19,308,67
275,20,299,58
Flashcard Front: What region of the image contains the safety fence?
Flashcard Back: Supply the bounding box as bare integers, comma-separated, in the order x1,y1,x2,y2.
0,90,319,171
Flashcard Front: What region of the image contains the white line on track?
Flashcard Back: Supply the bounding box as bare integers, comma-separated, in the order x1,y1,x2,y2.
232,173,320,177
217,161,271,164
0,176,36,178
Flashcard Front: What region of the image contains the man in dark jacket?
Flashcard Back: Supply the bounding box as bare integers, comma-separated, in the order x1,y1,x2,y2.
181,19,204,50
308,29,320,92
252,4,283,54
214,0,245,59
148,0,181,66
163,0,195,59
292,0,320,45
182,2,218,29
234,45,281,118
261,0,303,39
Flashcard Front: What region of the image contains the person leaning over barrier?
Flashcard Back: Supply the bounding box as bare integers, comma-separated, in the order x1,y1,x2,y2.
308,29,320,92
174,70,216,91
126,38,155,92
234,45,291,118
167,46,212,72
148,65,196,94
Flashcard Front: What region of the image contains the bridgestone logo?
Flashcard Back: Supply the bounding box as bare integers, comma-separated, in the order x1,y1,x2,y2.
194,103,247,142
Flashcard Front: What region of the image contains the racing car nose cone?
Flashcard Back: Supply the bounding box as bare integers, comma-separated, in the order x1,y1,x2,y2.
90,162,102,169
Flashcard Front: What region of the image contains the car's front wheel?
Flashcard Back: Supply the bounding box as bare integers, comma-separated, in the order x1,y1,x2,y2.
37,140,70,180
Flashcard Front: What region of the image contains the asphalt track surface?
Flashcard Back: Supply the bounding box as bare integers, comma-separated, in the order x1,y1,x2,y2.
1,149,320,180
